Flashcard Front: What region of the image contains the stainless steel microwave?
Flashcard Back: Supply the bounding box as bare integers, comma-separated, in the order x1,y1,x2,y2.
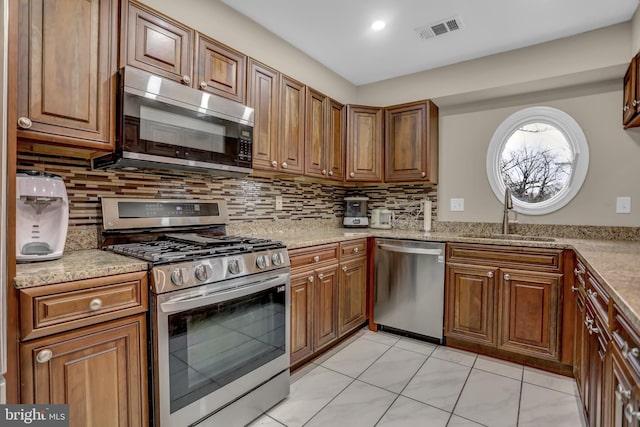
93,67,254,177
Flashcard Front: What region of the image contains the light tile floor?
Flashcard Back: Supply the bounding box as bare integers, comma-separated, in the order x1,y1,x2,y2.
249,329,587,427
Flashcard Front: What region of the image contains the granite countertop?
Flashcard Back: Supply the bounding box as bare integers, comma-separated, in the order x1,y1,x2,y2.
14,250,149,289
13,228,640,333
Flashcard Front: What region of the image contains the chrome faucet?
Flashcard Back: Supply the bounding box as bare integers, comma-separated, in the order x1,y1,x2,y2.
502,187,513,234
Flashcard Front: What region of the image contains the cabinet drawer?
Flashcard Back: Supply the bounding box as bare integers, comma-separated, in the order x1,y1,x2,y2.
340,239,367,260
447,243,562,272
289,244,339,271
20,272,148,340
586,271,610,326
612,305,640,378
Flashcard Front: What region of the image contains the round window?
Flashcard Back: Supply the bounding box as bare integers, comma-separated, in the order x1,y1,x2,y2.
486,106,589,215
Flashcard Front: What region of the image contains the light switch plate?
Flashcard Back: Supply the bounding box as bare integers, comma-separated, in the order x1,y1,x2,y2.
450,198,464,212
616,196,631,214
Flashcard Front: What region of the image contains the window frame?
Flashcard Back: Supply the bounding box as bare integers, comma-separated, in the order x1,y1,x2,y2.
486,106,589,215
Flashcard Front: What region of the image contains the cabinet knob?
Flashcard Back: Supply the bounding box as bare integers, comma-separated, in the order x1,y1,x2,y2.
353,247,359,253
342,266,348,271
200,81,208,89
574,268,585,276
625,403,640,422
634,100,639,107
308,276,314,283
182,75,191,85
349,172,355,178
321,169,327,175
622,340,640,360
587,289,598,299
313,256,320,262
282,162,288,169
503,273,511,281
328,171,334,176
421,172,426,178
317,273,324,279
17,116,32,129
624,105,630,112
271,160,277,168
616,384,632,402
36,349,53,363
571,286,579,292
89,298,103,311
487,271,494,278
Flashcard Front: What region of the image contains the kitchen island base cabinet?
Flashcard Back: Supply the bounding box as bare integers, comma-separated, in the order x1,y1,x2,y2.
20,314,147,427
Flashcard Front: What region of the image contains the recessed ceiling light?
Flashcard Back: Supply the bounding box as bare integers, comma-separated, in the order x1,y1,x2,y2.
371,20,386,31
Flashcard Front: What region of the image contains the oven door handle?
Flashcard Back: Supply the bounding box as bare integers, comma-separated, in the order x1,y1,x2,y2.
159,273,289,314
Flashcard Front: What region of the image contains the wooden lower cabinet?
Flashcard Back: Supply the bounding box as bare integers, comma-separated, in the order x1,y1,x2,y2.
338,256,367,336
20,314,148,427
289,239,368,367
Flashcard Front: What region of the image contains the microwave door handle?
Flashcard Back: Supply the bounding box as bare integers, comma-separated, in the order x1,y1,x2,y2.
159,274,288,314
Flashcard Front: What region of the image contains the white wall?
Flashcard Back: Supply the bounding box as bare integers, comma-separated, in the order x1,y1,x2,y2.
138,0,358,104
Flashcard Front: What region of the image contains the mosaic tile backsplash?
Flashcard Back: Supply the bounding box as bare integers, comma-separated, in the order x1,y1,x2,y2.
17,152,438,248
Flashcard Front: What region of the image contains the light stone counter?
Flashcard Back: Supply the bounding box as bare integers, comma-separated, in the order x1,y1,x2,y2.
14,250,149,289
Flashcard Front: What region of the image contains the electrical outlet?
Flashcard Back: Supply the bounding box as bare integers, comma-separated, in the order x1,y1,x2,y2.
616,196,631,214
275,195,283,211
450,198,464,212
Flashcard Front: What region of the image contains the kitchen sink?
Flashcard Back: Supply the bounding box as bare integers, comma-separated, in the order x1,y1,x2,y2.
460,233,556,242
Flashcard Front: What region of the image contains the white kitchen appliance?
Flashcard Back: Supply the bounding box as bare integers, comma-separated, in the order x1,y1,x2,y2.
16,171,69,262
370,208,394,229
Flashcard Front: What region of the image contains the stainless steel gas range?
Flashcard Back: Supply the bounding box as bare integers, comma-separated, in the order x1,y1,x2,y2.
100,198,290,427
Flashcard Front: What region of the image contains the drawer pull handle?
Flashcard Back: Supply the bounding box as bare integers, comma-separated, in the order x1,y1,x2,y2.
89,298,103,311
625,403,640,422
616,384,632,402
36,349,53,364
571,286,579,292
622,340,640,359
574,268,585,276
317,273,324,279
353,247,359,253
589,326,600,335
313,256,320,262
487,271,494,278
308,276,314,283
585,316,593,328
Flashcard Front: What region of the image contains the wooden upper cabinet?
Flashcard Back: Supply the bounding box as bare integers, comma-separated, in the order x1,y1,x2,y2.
17,0,118,150
125,1,194,85
248,59,279,171
385,100,439,182
623,57,636,127
327,99,346,181
346,105,384,182
305,88,327,178
194,33,246,103
279,75,306,175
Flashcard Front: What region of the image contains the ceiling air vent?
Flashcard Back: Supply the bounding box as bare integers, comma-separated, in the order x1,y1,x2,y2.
415,16,463,40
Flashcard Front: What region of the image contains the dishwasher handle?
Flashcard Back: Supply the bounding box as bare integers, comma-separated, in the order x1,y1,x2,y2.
377,244,442,256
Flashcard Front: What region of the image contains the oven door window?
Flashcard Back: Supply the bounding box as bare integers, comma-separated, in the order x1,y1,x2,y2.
167,286,286,413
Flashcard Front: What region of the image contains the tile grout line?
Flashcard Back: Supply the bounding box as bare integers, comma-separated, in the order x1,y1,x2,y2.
515,362,525,427
446,354,484,427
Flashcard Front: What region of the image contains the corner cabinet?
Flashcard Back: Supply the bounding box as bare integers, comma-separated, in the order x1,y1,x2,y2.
385,100,439,183
445,243,568,368
289,239,368,367
346,105,384,182
19,272,149,427
17,0,118,150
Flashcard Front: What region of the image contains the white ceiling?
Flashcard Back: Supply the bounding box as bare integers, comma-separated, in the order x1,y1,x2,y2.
222,0,639,86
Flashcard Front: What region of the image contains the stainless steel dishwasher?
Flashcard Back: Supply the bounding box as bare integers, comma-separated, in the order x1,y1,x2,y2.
374,238,446,343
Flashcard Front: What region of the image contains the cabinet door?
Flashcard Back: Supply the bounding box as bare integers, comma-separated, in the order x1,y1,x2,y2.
247,59,279,171
623,57,636,127
385,100,438,182
20,315,147,427
498,269,560,359
290,273,314,366
126,1,193,84
305,88,327,178
194,33,246,103
327,99,346,181
314,265,339,350
17,0,117,149
574,288,587,399
338,257,367,336
609,347,637,427
279,75,306,174
445,263,497,346
346,105,383,182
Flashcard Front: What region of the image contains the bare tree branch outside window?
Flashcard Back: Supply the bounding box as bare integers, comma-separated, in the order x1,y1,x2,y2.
500,123,573,203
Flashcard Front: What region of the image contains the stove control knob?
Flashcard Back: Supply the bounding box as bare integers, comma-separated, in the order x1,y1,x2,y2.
271,252,283,266
228,259,241,275
195,264,212,282
171,268,189,286
256,255,268,269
